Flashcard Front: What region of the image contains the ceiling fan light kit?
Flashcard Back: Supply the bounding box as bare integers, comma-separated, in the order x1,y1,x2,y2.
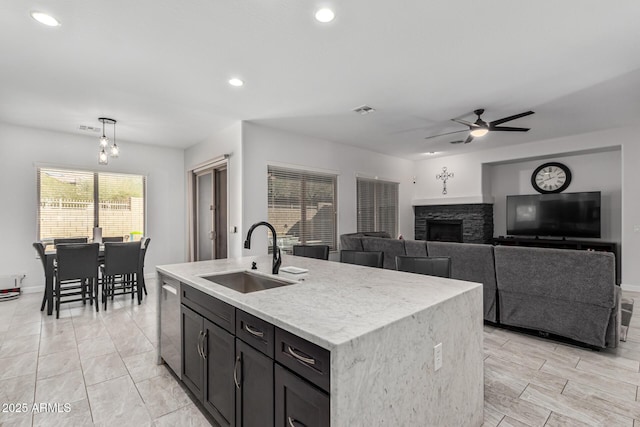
424,108,534,145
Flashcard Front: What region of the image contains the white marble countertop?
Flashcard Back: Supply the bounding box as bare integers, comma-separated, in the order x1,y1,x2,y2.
156,255,481,351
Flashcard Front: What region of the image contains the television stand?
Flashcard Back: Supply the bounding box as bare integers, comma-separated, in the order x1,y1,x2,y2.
493,237,620,285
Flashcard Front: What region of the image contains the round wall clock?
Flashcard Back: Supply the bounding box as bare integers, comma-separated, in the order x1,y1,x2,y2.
531,162,572,193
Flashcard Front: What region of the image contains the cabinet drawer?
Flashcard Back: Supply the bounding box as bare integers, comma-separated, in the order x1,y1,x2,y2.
182,284,235,334
275,364,329,427
275,328,330,393
236,310,275,358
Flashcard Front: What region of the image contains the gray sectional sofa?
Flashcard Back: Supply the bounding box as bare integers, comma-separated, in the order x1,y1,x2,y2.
339,233,620,348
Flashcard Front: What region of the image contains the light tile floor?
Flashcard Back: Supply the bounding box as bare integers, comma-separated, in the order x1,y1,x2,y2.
1,282,638,426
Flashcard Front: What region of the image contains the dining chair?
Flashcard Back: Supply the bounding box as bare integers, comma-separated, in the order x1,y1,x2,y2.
54,243,100,318
32,242,49,311
340,250,384,268
139,237,151,295
395,256,452,278
292,244,330,260
102,236,124,242
101,241,142,309
54,237,88,246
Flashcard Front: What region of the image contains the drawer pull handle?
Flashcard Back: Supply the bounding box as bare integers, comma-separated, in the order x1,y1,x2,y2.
201,331,207,360
244,324,264,338
197,331,204,359
233,356,241,389
287,346,316,366
288,416,304,427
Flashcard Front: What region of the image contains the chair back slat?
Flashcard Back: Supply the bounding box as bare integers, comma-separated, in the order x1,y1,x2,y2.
104,241,142,276
54,237,88,246
56,243,100,281
292,245,329,260
340,250,384,268
395,256,452,278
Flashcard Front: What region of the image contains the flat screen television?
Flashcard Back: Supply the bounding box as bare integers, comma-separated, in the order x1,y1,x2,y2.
506,191,601,238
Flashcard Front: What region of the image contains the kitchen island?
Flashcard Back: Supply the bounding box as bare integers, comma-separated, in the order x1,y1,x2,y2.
157,254,483,426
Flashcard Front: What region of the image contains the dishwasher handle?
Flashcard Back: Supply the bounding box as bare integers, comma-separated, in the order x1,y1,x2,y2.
162,284,178,295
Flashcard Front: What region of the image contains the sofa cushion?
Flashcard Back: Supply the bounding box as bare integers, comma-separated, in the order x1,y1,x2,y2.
340,234,364,251
361,237,406,269
427,241,497,323
494,245,616,348
404,239,428,257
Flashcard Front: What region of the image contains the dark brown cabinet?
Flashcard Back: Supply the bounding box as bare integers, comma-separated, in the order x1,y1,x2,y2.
180,285,330,426
235,339,274,427
275,364,330,427
181,305,235,427
203,319,235,427
181,304,204,398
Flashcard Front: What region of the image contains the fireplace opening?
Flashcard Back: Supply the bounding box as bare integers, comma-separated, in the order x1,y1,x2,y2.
426,219,463,243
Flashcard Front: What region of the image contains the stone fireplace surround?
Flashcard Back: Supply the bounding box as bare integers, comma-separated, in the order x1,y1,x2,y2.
414,203,494,244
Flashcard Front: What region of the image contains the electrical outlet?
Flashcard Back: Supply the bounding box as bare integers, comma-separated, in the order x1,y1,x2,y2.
434,343,443,371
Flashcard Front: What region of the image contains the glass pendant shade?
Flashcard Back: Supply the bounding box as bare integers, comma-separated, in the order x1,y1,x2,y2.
99,135,109,147
110,143,119,158
99,148,109,165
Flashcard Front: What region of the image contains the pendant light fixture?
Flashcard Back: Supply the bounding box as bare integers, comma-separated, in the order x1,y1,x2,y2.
97,118,119,165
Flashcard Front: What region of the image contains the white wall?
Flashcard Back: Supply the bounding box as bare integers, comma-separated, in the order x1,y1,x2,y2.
0,123,185,290
240,122,415,256
184,122,243,258
489,149,622,242
414,126,639,286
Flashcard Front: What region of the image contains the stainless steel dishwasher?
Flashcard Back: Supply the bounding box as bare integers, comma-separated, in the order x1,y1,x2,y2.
159,275,181,378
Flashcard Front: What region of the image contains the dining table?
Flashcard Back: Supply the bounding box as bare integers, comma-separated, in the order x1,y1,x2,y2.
42,245,144,315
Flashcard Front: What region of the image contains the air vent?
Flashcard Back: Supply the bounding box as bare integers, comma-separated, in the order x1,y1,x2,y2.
352,105,376,115
78,125,101,133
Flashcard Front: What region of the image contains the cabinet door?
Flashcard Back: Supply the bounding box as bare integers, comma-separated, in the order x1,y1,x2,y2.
181,305,204,400
236,339,274,427
203,319,235,427
275,365,329,427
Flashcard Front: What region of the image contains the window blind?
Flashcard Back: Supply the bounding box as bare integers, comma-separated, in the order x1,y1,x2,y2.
37,167,145,241
267,166,337,252
357,178,399,237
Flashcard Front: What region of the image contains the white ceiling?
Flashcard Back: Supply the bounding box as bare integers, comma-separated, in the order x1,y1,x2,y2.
2,1,640,160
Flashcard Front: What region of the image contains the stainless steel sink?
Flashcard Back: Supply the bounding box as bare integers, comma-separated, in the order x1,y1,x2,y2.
200,271,295,293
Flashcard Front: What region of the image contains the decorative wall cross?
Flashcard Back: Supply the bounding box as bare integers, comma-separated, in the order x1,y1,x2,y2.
436,167,454,195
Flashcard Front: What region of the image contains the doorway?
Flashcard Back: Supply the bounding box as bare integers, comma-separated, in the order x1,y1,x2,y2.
192,162,228,261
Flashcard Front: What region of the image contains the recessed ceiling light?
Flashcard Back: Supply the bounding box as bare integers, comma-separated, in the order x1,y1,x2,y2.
315,8,335,23
228,78,244,87
30,11,60,27
423,152,438,156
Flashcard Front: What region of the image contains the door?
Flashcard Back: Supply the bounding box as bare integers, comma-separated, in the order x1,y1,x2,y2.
194,164,228,261
196,170,214,261
275,365,330,427
203,318,235,427
236,339,274,427
181,305,204,400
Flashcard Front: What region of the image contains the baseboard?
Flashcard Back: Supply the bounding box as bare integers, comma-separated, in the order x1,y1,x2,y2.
621,284,640,293
21,285,44,294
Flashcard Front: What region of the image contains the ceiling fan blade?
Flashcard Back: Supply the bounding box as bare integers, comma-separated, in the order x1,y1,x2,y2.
489,111,534,126
489,126,530,132
463,135,474,144
424,129,467,140
449,140,465,144
451,118,478,128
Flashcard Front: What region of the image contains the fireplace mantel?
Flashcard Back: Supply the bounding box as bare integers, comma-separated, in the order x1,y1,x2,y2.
412,195,494,206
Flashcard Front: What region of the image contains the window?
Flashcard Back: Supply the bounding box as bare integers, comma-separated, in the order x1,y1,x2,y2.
38,167,145,241
357,177,398,236
267,166,337,253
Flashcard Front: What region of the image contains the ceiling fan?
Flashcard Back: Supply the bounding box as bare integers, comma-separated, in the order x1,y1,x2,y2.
425,109,534,144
